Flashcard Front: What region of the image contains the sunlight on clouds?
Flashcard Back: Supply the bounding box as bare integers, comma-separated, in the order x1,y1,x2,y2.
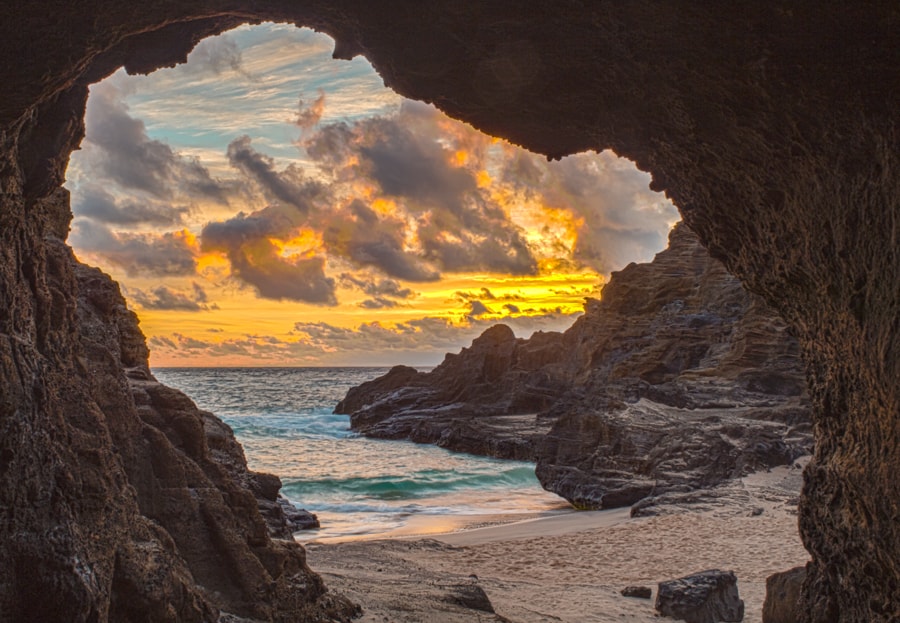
65,23,677,367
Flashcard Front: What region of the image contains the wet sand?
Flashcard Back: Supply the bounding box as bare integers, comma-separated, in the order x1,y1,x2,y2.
304,462,809,622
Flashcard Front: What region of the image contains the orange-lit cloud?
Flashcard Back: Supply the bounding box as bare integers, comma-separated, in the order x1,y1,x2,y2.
65,24,678,366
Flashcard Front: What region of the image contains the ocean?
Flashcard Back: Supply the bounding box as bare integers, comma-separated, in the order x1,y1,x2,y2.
152,367,568,541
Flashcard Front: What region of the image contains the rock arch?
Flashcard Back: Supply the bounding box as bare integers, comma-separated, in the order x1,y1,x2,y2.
1,4,897,621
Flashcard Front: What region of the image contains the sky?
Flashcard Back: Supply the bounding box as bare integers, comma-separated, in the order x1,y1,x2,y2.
65,23,679,367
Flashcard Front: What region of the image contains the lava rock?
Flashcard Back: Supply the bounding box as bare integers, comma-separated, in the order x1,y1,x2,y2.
278,498,321,531
444,583,495,613
763,566,805,623
621,586,653,599
655,569,744,623
339,225,811,508
3,4,898,620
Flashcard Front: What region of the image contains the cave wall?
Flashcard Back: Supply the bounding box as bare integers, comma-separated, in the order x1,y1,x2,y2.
1,2,898,621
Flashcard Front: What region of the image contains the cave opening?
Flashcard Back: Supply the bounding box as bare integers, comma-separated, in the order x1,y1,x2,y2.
63,22,682,542
65,22,679,370
4,5,898,622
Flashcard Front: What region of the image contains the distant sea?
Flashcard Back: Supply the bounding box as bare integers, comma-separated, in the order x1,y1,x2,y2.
153,367,568,541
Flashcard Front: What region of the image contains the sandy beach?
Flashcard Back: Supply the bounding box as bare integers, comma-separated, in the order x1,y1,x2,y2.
304,461,810,622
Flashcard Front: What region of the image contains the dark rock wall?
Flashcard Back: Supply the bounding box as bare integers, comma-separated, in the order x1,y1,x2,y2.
0,190,351,618
339,224,811,506
1,3,898,621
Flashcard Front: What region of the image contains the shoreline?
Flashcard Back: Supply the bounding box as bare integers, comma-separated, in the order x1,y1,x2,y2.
303,462,809,622
297,506,596,546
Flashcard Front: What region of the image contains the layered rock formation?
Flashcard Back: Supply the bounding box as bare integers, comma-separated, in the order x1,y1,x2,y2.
1,4,898,621
0,189,353,620
338,224,812,508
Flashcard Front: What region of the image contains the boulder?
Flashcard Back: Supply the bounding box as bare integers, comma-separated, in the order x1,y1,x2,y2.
656,570,744,623
444,583,495,613
762,566,806,623
621,586,653,599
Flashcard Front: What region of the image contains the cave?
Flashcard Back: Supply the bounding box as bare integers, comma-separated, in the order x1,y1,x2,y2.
1,4,897,622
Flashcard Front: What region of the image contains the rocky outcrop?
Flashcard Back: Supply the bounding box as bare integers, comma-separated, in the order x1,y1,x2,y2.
0,186,352,620
534,225,811,508
655,570,744,623
335,323,568,461
763,567,806,623
2,4,898,620
339,224,812,508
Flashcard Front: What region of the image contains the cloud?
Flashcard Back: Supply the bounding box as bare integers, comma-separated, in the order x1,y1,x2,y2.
340,273,415,299
291,310,581,357
201,207,336,304
358,297,402,309
68,27,677,352
296,90,326,130
302,100,539,276
226,136,325,212
467,300,491,317
323,200,440,282
500,150,679,273
357,110,477,211
73,183,190,226
454,288,524,302
185,34,246,76
80,77,229,204
148,307,583,366
69,219,197,277
129,283,216,311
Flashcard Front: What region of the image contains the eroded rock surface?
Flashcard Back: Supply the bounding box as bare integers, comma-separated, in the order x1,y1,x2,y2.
763,566,806,623
335,323,567,461
655,570,744,623
1,4,898,621
339,225,812,508
0,188,353,620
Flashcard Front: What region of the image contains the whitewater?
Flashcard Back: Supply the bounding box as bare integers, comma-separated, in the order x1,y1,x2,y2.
153,367,568,541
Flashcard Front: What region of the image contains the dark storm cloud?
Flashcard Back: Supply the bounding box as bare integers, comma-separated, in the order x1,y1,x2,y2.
454,288,524,303
358,297,401,309
323,200,440,282
129,283,215,311
69,219,197,277
82,80,229,204
357,116,477,212
303,122,354,172
201,208,337,305
467,300,491,317
302,101,540,277
73,184,190,227
503,303,520,314
340,273,414,299
226,136,324,212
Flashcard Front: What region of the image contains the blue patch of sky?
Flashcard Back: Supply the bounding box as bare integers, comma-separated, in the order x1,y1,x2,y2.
121,23,402,164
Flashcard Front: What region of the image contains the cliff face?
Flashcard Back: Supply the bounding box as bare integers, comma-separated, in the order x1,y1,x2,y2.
0,189,353,620
1,4,898,621
338,224,812,506
533,225,810,508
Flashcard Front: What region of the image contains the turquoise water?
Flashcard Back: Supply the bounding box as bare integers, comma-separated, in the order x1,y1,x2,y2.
152,367,567,540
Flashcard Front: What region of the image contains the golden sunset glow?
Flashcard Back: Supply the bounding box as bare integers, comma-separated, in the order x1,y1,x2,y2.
65,23,677,367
